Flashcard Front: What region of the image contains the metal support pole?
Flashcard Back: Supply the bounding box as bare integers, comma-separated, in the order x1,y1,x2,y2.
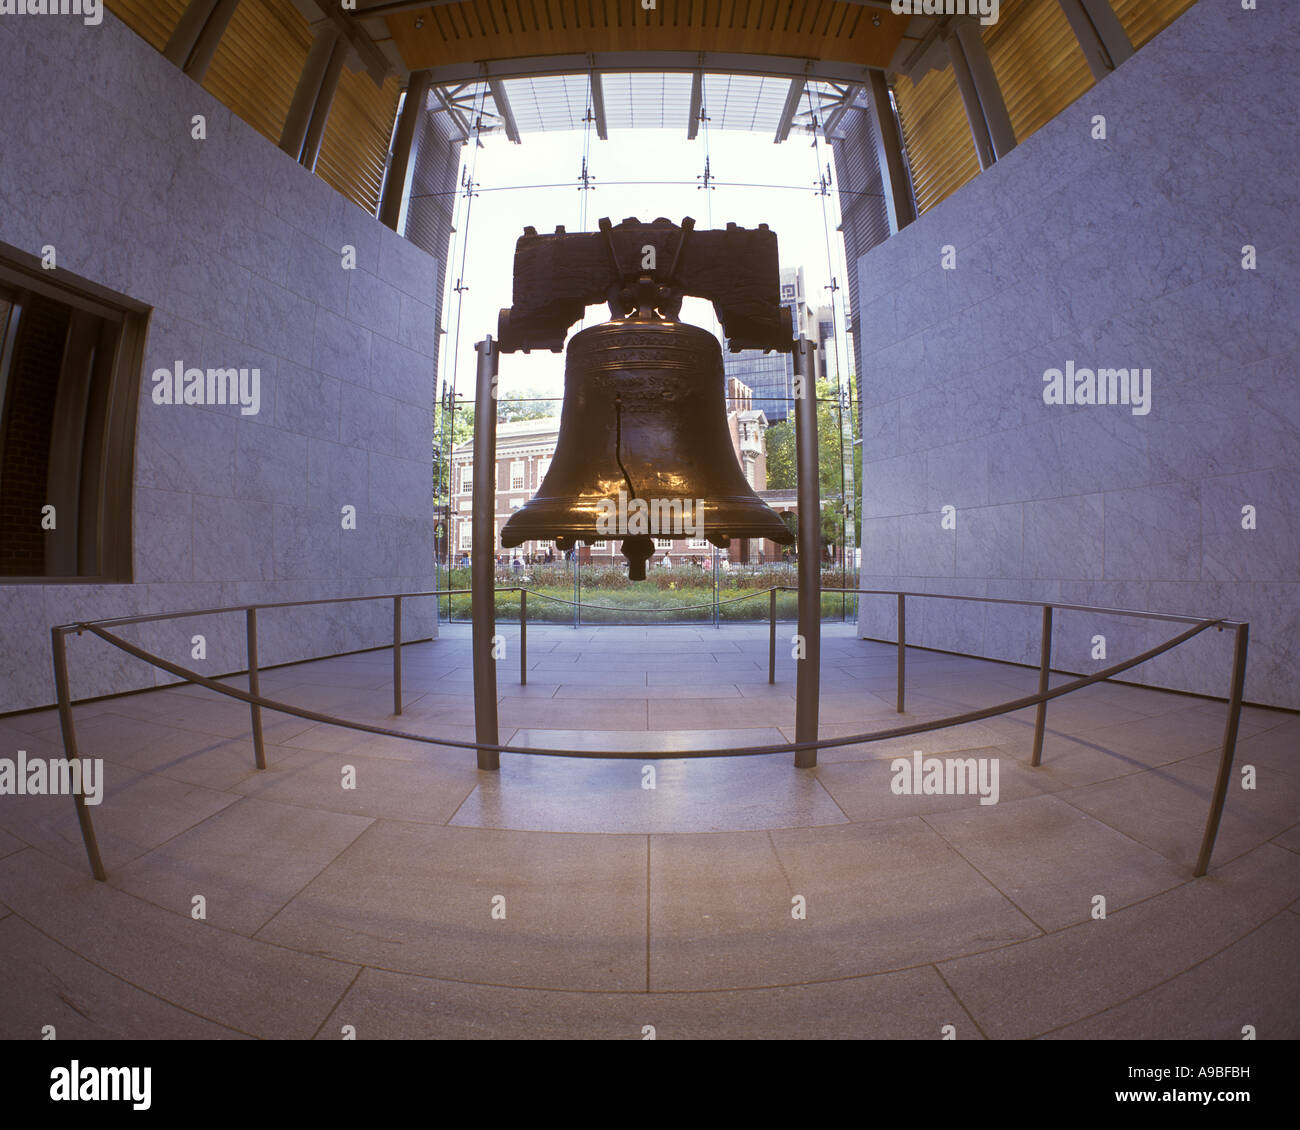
181,0,240,82
520,588,528,687
947,32,995,170
300,33,349,173
866,71,916,234
50,628,107,882
793,338,821,769
1058,0,1134,79
246,608,266,770
471,337,501,771
392,595,403,715
1030,605,1053,767
573,554,580,629
896,593,906,714
163,0,218,69
379,69,433,230
1194,623,1250,878
952,20,1017,160
280,26,342,161
769,587,777,685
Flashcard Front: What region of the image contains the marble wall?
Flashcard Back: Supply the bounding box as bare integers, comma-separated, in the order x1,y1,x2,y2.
0,13,440,712
854,0,1299,708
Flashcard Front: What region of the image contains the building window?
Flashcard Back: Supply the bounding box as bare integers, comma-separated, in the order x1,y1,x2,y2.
654,538,674,551
590,540,607,550
461,466,472,493
0,250,145,581
536,457,551,484
688,537,709,549
510,460,524,490
458,524,472,550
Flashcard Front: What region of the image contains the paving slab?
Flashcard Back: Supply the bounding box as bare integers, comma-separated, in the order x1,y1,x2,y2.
113,796,374,935
1044,911,1300,1039
814,747,1059,821
500,697,649,731
231,745,479,824
0,764,238,874
0,913,245,1039
314,962,976,1040
452,746,847,834
923,795,1186,931
780,720,1015,764
0,849,359,1039
1062,755,1300,871
936,844,1300,1039
255,821,646,990
649,821,1040,990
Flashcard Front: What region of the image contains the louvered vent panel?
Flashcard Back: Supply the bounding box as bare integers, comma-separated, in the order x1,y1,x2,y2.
982,0,1096,145
405,104,461,270
893,65,980,216
104,0,189,51
200,0,313,147
317,70,402,216
1112,0,1200,50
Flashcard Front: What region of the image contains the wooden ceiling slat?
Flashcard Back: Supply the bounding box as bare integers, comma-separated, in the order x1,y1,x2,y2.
386,0,910,70
1111,0,1198,50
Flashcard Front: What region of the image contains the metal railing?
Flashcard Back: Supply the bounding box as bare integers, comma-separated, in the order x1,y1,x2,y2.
49,586,1248,883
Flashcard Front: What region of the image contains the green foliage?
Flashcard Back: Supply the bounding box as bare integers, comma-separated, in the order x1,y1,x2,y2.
762,374,860,549
435,562,859,623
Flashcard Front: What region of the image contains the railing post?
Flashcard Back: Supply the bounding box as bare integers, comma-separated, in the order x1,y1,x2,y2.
50,627,107,881
1030,605,1053,767
572,554,580,629
246,608,267,770
471,337,501,771
768,587,777,685
1194,622,1250,877
520,588,527,686
712,546,720,628
896,593,906,714
392,595,403,715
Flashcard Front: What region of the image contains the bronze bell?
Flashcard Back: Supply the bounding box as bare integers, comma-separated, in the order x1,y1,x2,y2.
500,311,794,579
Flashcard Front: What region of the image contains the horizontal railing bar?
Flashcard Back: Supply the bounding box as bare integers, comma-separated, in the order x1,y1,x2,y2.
80,615,1222,760
53,589,512,632
809,588,1239,627
53,584,1239,635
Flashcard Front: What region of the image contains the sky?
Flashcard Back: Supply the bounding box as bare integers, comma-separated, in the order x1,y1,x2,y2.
433,120,854,412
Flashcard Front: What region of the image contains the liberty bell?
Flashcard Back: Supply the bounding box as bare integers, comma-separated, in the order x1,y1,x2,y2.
497,216,796,580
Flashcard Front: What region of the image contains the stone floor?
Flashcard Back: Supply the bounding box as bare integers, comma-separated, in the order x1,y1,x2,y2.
0,622,1296,1039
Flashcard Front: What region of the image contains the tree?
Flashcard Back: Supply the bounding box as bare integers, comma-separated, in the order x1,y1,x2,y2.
762,375,861,557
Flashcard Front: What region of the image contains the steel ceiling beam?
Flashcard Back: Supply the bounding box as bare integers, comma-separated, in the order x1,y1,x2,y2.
487,78,521,144
820,84,862,138
589,69,608,140
774,77,806,144
307,0,389,83
687,69,703,139
431,85,470,141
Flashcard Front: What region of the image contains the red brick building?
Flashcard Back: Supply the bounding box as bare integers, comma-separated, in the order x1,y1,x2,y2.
450,379,791,566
